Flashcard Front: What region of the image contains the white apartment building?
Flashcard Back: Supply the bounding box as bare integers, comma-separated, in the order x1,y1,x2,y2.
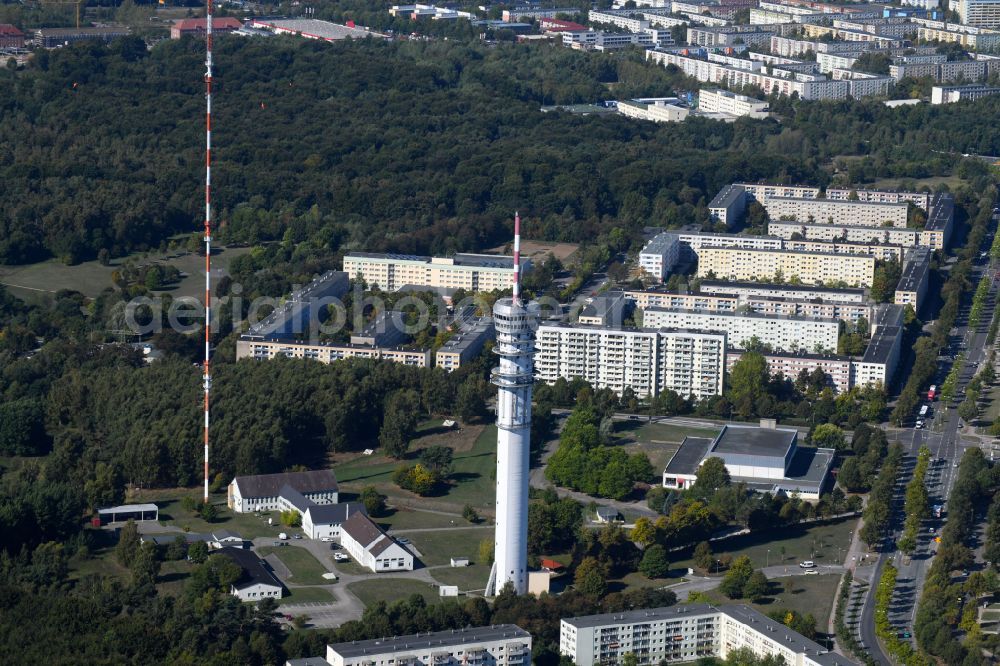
762,197,909,227
767,220,933,248
726,350,854,393
342,252,529,293
817,51,859,73
624,288,873,323
617,98,690,123
833,70,894,97
826,188,932,209
931,83,1000,103
917,25,1000,49
588,9,650,31
695,246,877,287
559,604,859,666
960,0,1000,27
641,308,840,353
737,183,821,200
698,88,769,117
699,279,866,303
325,626,531,666
534,324,726,399
708,184,748,228
852,325,901,387
639,232,681,281
236,338,432,368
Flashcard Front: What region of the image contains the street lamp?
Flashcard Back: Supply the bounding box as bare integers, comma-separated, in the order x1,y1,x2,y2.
766,549,770,568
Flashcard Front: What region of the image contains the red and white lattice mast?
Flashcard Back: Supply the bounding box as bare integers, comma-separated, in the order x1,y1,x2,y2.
202,1,214,503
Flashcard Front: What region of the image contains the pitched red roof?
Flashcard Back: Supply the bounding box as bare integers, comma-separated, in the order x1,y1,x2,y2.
540,559,564,570
0,24,24,37
174,18,242,31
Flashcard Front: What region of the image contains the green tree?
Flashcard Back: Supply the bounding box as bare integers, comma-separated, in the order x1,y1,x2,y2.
115,519,141,567
630,517,656,546
574,556,607,596
456,376,489,423
84,462,122,509
188,540,209,564
720,555,754,599
744,570,770,602
478,539,494,565
380,389,420,458
359,486,387,516
694,541,714,571
280,510,302,527
810,423,846,450
691,457,731,498
131,541,161,587
728,352,770,417
638,544,670,579
419,445,454,475
462,504,480,523
199,502,219,522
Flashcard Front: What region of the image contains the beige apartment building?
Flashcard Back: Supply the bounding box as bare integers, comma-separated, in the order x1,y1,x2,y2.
342,252,529,292
235,338,432,367
761,197,909,228
768,220,947,250
696,246,876,287
623,289,873,324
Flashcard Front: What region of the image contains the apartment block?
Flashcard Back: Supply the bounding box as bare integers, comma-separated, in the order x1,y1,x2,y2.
894,246,932,311
726,349,854,393
931,83,1000,103
699,279,867,303
639,233,682,281
343,252,529,293
641,308,840,353
434,314,495,372
695,246,876,287
784,238,906,261
589,9,650,30
767,220,925,248
736,183,821,200
698,88,770,117
324,626,531,666
578,293,628,326
534,323,726,399
917,25,1000,49
826,188,933,209
761,197,909,228
236,339,432,367
960,0,1000,27
559,604,859,666
853,325,901,387
817,51,859,73
624,289,873,324
708,185,748,228
617,98,691,123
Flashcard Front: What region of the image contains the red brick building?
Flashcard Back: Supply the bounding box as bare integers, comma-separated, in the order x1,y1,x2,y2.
0,24,24,48
170,17,242,39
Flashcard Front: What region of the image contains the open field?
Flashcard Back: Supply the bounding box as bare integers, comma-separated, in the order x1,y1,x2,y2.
279,587,334,606
147,495,287,540
258,546,330,585
868,175,964,191
347,578,440,607
406,528,489,567
0,246,252,303
337,424,498,515
486,239,580,265
157,559,195,597
68,533,128,584
694,573,842,629
430,563,491,592
670,518,857,574
376,508,473,531
613,422,719,471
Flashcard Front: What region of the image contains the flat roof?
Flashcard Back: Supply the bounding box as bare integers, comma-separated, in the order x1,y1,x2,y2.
641,232,679,256
768,219,920,237
783,446,836,484
97,503,158,514
253,18,384,40
536,321,726,339
644,306,840,326
579,293,625,319
710,423,798,458
345,252,520,269
699,280,866,296
709,184,746,209
925,193,953,231
696,245,877,260
328,625,530,658
862,326,900,364
664,436,714,475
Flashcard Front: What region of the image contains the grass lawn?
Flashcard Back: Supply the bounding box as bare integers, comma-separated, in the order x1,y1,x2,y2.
337,425,498,515
157,559,195,596
347,578,440,607
612,422,720,445
0,246,251,302
406,528,489,567
670,518,857,574
258,546,331,585
152,496,287,540
279,587,334,606
612,571,673,593
429,563,491,592
375,508,478,531
694,573,842,628
68,534,129,583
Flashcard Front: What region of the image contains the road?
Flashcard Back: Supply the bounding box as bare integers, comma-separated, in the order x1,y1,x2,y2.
855,224,999,663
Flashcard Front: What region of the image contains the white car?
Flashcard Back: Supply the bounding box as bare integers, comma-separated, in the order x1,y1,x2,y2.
799,561,815,568
334,553,349,561
804,569,819,575
320,537,335,542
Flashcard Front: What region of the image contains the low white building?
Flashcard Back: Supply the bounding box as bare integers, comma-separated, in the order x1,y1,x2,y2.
302,502,367,540
340,512,414,572
560,603,859,666
227,470,339,513
931,84,1000,104
217,547,284,602
697,88,769,118
324,625,532,666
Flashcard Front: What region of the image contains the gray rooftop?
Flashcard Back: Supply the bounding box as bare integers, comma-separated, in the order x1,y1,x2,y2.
233,470,338,499
308,502,365,525
699,280,865,297
862,326,901,364
641,232,679,256
664,436,714,476
709,184,747,209
217,547,284,592
925,193,953,231
345,252,520,270
768,218,919,237
897,246,931,292
328,625,530,658
286,658,330,666
710,423,798,458
579,293,625,320
644,305,839,326
779,446,836,485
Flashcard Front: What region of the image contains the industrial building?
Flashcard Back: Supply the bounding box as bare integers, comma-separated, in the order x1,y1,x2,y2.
661,420,835,500
171,17,243,39
340,511,414,572
319,625,532,666
97,503,159,526
695,246,877,287
641,307,840,353
560,603,858,666
534,323,726,399
343,252,528,293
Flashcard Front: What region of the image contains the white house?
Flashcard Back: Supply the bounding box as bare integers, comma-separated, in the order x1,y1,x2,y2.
340,512,414,572
302,502,366,540
216,547,284,602
227,469,339,513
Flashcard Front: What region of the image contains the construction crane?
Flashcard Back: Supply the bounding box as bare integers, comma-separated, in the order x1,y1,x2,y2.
37,0,84,29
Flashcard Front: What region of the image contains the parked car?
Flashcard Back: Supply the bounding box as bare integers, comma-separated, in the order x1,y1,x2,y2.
293,534,303,540
804,569,818,575
799,561,815,568
334,553,349,561
278,533,288,540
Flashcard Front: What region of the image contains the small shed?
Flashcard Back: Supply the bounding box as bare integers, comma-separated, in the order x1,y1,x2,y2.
594,506,624,524
450,557,470,567
97,503,159,526
439,585,459,597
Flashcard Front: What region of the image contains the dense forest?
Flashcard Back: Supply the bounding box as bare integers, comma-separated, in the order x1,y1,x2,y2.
3,34,1000,265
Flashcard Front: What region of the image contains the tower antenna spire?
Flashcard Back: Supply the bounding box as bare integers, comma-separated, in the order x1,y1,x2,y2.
202,0,214,503
512,211,521,305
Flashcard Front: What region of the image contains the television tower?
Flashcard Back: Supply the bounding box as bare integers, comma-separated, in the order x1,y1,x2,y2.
202,0,214,503
486,212,538,596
